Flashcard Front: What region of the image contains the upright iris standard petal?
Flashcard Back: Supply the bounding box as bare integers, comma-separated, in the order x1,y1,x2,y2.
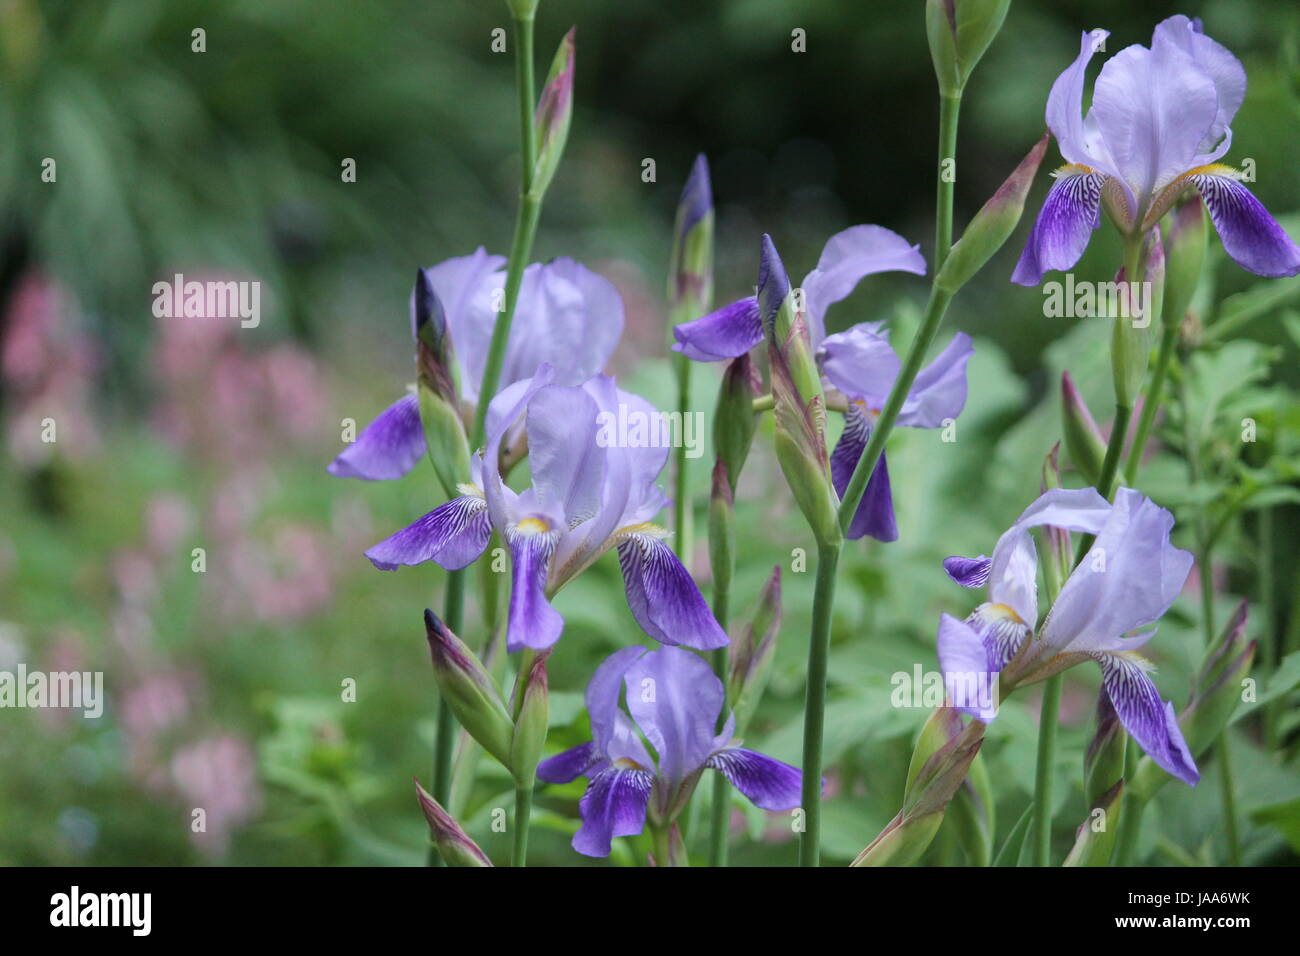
829,403,897,542
1095,651,1199,785
1188,170,1300,278
1045,30,1115,177
572,765,654,857
1011,166,1107,286
706,748,803,810
524,384,606,522
1153,16,1245,153
623,647,726,787
817,322,900,406
897,332,974,427
672,297,762,362
505,519,564,652
617,530,728,649
327,394,426,481
1041,488,1193,657
584,645,652,761
799,225,926,346
425,249,508,397
365,492,492,571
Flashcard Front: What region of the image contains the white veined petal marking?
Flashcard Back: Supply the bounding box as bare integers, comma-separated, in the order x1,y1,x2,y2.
967,602,1031,672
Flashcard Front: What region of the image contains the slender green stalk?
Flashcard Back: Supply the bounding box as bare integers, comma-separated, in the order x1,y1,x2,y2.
515,15,537,194
428,567,465,866
1113,741,1142,865
935,93,961,266
672,355,694,563
708,614,730,865
1198,542,1241,865
799,543,841,866
512,783,533,867
837,287,954,530
1124,322,1178,485
1031,675,1063,866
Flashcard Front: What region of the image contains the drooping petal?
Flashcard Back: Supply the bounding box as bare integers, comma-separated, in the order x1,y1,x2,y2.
1010,166,1107,286
505,519,563,652
365,493,492,571
936,613,998,721
1189,170,1300,278
829,403,897,542
943,555,991,588
985,487,1112,626
671,297,762,362
623,647,726,786
706,748,803,811
572,765,654,857
327,394,426,481
617,531,728,649
800,225,926,347
816,322,900,406
537,741,600,784
1041,488,1194,656
1152,16,1246,155
504,258,625,390
1090,32,1221,201
897,332,974,427
967,602,1031,675
1095,651,1199,786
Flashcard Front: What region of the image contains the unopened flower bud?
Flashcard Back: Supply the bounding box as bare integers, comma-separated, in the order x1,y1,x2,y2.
415,781,494,867
530,28,575,199
1061,371,1107,485
510,650,550,786
727,566,782,734
424,609,515,771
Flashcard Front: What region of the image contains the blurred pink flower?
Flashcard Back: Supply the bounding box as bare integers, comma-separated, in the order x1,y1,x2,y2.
169,734,261,857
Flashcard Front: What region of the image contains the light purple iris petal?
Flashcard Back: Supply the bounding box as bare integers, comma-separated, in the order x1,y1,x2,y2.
618,534,729,649
672,297,762,362
525,384,606,523
1090,31,1221,202
1046,30,1114,175
572,766,654,857
898,332,974,427
327,394,426,481
986,487,1112,626
623,647,725,787
481,366,558,533
426,249,508,397
706,748,804,811
800,225,926,347
537,742,600,784
817,322,900,405
504,259,625,390
365,494,492,571
1153,16,1245,153
1011,168,1108,286
1041,488,1194,656
1190,173,1300,278
936,613,995,721
583,646,650,759
943,555,991,588
1096,652,1200,786
829,403,898,542
505,525,563,652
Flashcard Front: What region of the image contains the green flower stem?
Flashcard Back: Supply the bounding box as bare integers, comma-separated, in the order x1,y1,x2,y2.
428,567,465,866
1198,541,1241,866
799,542,841,867
515,13,537,194
671,347,694,564
1123,321,1179,486
1113,742,1143,865
836,286,954,531
751,393,774,413
708,614,730,866
1031,675,1062,866
935,93,961,266
512,782,533,867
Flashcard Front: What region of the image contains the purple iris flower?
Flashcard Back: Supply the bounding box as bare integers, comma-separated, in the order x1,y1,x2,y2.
1013,15,1300,285
938,487,1199,786
537,645,804,857
364,365,727,653
673,227,973,541
327,250,624,480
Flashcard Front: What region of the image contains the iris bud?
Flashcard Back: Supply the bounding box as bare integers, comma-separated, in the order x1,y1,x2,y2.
1062,780,1124,867
510,650,550,786
424,609,515,771
1083,693,1126,808
936,133,1049,295
530,28,575,199
1061,371,1107,486
668,154,714,322
713,353,760,495
1162,196,1209,330
727,565,782,734
415,781,494,867
925,0,1011,96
